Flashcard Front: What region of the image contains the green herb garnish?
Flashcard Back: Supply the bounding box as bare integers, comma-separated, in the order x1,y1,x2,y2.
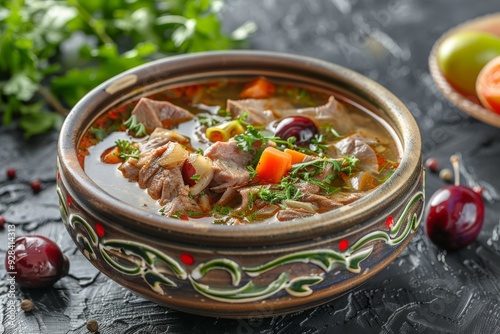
234,125,296,155
123,115,147,137
115,139,140,160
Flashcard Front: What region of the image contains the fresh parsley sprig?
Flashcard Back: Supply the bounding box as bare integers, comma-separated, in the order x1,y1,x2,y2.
234,125,296,154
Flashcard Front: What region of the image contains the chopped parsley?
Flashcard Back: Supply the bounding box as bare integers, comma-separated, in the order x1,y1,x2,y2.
115,139,140,160
257,181,302,204
234,125,296,155
254,156,359,204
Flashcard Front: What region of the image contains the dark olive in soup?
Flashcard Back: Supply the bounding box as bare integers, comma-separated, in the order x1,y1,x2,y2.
80,77,400,225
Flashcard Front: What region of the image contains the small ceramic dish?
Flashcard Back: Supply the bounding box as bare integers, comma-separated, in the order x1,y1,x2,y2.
429,13,500,127
57,51,424,318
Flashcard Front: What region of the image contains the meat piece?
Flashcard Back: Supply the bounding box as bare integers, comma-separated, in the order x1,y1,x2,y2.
131,98,162,133
119,139,191,206
210,159,251,190
301,193,343,212
295,182,321,194
149,128,190,145
147,169,167,200
161,186,201,217
204,140,253,168
227,98,293,125
159,167,184,205
277,208,315,221
139,137,170,153
132,97,194,133
293,96,354,135
118,158,139,182
335,134,378,174
215,188,239,206
136,147,166,188
233,187,260,213
203,140,253,190
330,192,364,205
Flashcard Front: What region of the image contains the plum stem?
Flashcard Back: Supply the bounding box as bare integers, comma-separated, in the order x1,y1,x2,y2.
450,155,460,186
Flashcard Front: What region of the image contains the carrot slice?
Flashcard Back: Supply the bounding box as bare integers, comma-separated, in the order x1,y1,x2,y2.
240,77,275,99
101,147,123,164
255,147,292,184
284,149,307,164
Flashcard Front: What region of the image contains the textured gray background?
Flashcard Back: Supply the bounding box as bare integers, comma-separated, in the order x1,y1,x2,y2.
2,0,500,333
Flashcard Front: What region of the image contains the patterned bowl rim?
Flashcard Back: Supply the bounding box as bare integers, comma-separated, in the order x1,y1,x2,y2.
58,50,422,246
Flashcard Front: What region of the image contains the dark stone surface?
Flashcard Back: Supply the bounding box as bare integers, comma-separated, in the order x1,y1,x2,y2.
2,0,500,333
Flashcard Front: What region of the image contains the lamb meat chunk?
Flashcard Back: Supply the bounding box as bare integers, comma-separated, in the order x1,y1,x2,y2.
118,158,139,182
293,96,354,135
136,145,168,188
335,134,378,174
277,208,315,221
227,98,293,125
132,97,194,133
330,192,364,205
301,193,343,212
161,186,201,218
149,128,190,145
131,98,162,133
204,140,252,190
215,188,239,206
295,182,321,195
204,140,253,168
159,167,184,205
210,159,251,190
139,137,169,154
147,169,166,200
233,187,260,213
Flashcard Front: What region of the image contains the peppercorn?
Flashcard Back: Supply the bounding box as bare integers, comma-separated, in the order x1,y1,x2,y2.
439,168,453,183
86,319,99,333
20,299,34,312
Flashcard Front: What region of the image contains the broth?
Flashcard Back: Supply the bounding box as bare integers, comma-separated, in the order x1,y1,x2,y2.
80,77,400,225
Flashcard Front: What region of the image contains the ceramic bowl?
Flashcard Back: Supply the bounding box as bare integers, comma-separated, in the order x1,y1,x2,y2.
57,51,424,318
429,13,500,127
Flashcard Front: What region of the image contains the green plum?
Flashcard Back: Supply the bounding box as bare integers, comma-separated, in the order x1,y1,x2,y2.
437,31,500,97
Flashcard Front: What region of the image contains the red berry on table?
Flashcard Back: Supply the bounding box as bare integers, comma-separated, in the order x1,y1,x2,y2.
30,180,42,193
424,155,484,250
7,168,16,179
425,157,439,172
5,235,70,288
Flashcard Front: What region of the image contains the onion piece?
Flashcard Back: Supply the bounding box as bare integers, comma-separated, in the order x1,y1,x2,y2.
156,142,189,168
150,128,190,144
187,154,214,196
284,200,317,213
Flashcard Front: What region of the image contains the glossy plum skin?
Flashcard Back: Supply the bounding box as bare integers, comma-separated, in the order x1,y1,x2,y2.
425,185,484,250
5,235,70,288
274,116,318,145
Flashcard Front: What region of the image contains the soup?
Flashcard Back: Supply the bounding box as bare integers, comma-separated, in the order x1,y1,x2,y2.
79,77,400,225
